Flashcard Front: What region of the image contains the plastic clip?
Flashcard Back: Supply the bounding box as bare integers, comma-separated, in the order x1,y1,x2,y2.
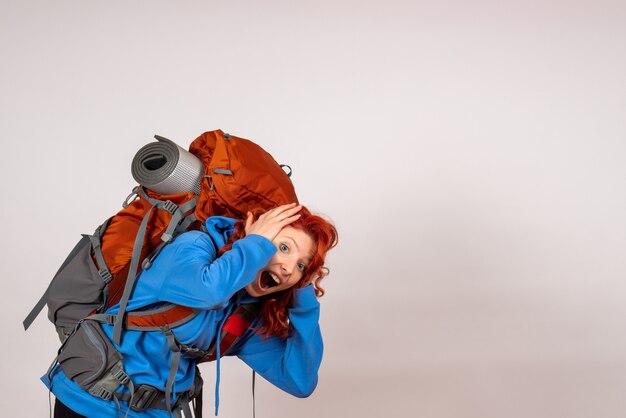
130,385,159,412
89,385,113,401
112,365,130,385
99,268,113,284
161,200,178,214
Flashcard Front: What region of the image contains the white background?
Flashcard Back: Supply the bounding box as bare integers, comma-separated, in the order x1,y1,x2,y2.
2,1,626,417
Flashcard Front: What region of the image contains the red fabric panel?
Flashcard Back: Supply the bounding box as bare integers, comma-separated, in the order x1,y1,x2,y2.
222,313,250,336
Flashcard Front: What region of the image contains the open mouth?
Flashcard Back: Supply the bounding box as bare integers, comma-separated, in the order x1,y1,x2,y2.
259,270,280,290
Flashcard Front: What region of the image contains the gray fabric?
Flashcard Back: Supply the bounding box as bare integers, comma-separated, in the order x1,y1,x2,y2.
23,234,92,331
44,235,108,342
57,320,122,390
88,360,129,401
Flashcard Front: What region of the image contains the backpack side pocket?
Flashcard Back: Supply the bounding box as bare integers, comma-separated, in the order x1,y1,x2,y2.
47,236,106,341
57,320,122,390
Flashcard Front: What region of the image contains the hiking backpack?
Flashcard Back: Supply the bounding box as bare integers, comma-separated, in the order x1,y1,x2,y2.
24,130,298,415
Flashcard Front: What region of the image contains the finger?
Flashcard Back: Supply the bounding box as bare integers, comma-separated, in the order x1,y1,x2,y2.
267,203,298,217
277,206,302,222
272,204,302,219
278,213,302,227
282,204,302,216
244,212,253,232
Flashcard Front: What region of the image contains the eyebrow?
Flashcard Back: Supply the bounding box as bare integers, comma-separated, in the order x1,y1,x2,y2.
285,235,300,251
285,236,313,263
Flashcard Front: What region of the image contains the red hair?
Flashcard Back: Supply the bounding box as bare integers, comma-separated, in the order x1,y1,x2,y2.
218,206,338,339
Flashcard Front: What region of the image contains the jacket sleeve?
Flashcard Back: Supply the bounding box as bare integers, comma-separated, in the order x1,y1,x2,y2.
235,285,324,397
150,231,277,309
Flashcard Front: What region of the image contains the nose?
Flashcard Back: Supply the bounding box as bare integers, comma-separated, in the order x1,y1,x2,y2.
280,259,296,276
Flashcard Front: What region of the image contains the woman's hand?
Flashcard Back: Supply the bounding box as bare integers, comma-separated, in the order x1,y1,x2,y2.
244,203,302,242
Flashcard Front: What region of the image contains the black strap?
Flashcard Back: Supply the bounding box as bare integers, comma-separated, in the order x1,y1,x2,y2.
252,370,256,418
194,387,203,418
115,384,198,413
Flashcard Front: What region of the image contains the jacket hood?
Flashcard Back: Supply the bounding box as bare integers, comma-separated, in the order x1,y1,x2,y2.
204,216,237,249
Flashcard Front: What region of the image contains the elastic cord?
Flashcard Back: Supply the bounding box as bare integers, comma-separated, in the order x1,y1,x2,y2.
214,305,233,416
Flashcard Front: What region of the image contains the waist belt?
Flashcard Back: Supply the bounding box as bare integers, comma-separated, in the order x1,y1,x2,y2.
89,360,203,417
117,384,193,412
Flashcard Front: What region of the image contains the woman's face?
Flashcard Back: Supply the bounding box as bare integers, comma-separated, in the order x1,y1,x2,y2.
246,226,315,297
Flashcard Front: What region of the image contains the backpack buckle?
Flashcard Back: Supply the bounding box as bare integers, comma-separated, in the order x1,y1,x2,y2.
161,200,178,214
130,385,160,412
111,364,130,385
99,268,113,284
89,385,113,400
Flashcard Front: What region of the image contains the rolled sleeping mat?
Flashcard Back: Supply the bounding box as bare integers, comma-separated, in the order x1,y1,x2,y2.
131,135,204,195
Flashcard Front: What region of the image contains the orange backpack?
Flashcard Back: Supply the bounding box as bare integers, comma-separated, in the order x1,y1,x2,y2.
24,129,298,345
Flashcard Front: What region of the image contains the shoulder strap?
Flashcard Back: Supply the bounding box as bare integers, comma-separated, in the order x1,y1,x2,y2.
111,187,198,344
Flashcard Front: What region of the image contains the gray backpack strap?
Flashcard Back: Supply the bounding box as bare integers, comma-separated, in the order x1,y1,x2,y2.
86,232,113,285
23,290,50,331
85,231,113,311
163,326,182,415
89,219,113,283
111,205,155,344
23,234,91,330
176,213,197,235
160,195,198,243
112,188,198,344
141,212,197,270
136,187,198,243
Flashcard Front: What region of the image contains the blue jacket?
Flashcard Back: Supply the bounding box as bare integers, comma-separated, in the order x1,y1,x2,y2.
43,217,323,417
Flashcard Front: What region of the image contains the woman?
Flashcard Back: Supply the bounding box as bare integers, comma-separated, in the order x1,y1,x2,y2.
44,203,338,417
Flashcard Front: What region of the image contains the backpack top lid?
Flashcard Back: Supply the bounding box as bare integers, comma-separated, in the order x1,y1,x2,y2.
189,130,298,222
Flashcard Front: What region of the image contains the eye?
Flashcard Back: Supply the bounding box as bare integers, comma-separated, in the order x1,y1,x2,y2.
297,263,307,272
280,243,289,252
